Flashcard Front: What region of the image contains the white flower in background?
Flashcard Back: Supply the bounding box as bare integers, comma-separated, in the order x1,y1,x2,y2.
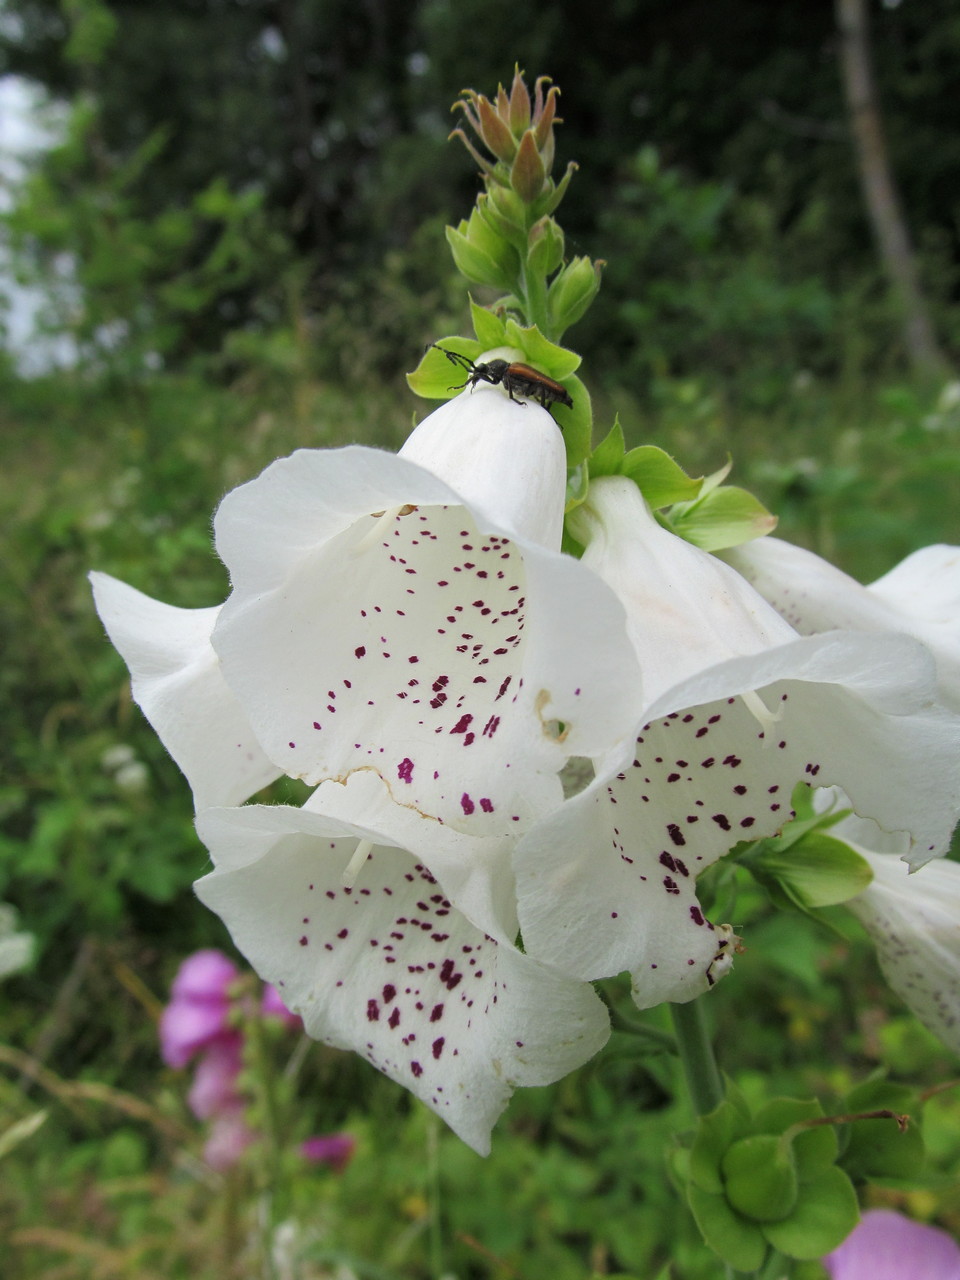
91,385,642,833
842,837,960,1056
194,772,609,1155
723,537,960,709
514,478,960,1010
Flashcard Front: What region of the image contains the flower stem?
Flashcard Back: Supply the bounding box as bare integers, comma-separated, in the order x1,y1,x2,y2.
669,999,724,1117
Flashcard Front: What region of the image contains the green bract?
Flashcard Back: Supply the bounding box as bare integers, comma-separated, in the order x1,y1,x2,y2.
740,785,875,912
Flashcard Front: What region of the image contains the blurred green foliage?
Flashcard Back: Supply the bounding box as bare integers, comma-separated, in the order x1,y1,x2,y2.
1,2,959,1274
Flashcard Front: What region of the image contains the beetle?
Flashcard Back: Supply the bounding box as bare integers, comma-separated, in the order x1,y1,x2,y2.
431,344,573,414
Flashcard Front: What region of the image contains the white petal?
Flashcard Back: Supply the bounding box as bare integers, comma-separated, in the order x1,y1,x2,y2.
846,848,960,1055
89,572,280,807
572,478,797,708
725,538,960,710
398,382,566,548
517,629,960,1004
211,447,642,836
194,802,610,1155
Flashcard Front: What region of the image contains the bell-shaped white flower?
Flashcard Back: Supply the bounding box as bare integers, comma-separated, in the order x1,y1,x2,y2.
90,387,643,829
723,538,960,710
193,771,610,1155
88,578,282,808
844,842,960,1057
514,478,960,1009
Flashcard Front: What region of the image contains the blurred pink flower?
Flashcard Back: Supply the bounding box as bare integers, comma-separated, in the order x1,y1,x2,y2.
187,1034,244,1120
261,983,302,1029
824,1209,960,1280
159,949,238,1068
203,1106,256,1171
300,1132,356,1173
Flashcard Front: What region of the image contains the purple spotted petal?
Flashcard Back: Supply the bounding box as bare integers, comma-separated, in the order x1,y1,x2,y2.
89,573,281,808
846,846,960,1054
569,477,797,708
211,444,641,837
194,801,610,1155
724,538,960,710
515,480,960,1004
823,1209,960,1280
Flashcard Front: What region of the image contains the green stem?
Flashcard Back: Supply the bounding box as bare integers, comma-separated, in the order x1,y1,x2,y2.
669,999,724,1117
670,1002,784,1280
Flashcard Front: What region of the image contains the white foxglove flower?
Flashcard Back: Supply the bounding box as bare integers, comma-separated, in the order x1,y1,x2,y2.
193,772,610,1155
91,386,642,832
723,538,960,709
844,843,960,1056
514,478,960,1009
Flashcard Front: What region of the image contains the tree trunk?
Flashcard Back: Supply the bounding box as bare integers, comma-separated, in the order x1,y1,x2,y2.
835,0,950,377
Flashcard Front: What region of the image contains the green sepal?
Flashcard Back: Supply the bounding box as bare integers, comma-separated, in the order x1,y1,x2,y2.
748,833,874,911
501,320,581,378
722,1133,799,1222
762,1166,859,1260
587,429,703,510
664,484,778,552
749,1098,838,1182
686,1183,767,1273
623,447,703,508
406,335,481,400
752,1098,826,1137
563,462,590,527
588,420,626,477
689,1100,750,1194
839,1081,925,1182
469,298,507,350
531,160,577,220
558,373,592,470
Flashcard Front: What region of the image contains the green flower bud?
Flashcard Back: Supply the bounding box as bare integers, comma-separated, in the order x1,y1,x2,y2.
722,1134,799,1223
548,255,602,332
527,218,565,279
511,131,547,204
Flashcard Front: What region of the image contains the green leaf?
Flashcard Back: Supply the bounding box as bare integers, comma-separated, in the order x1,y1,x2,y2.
666,485,778,551
687,1184,766,1273
406,335,481,400
621,446,703,508
751,833,874,909
762,1167,859,1260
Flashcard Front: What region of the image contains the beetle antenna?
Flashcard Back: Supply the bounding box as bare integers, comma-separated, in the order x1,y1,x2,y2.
429,343,476,373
